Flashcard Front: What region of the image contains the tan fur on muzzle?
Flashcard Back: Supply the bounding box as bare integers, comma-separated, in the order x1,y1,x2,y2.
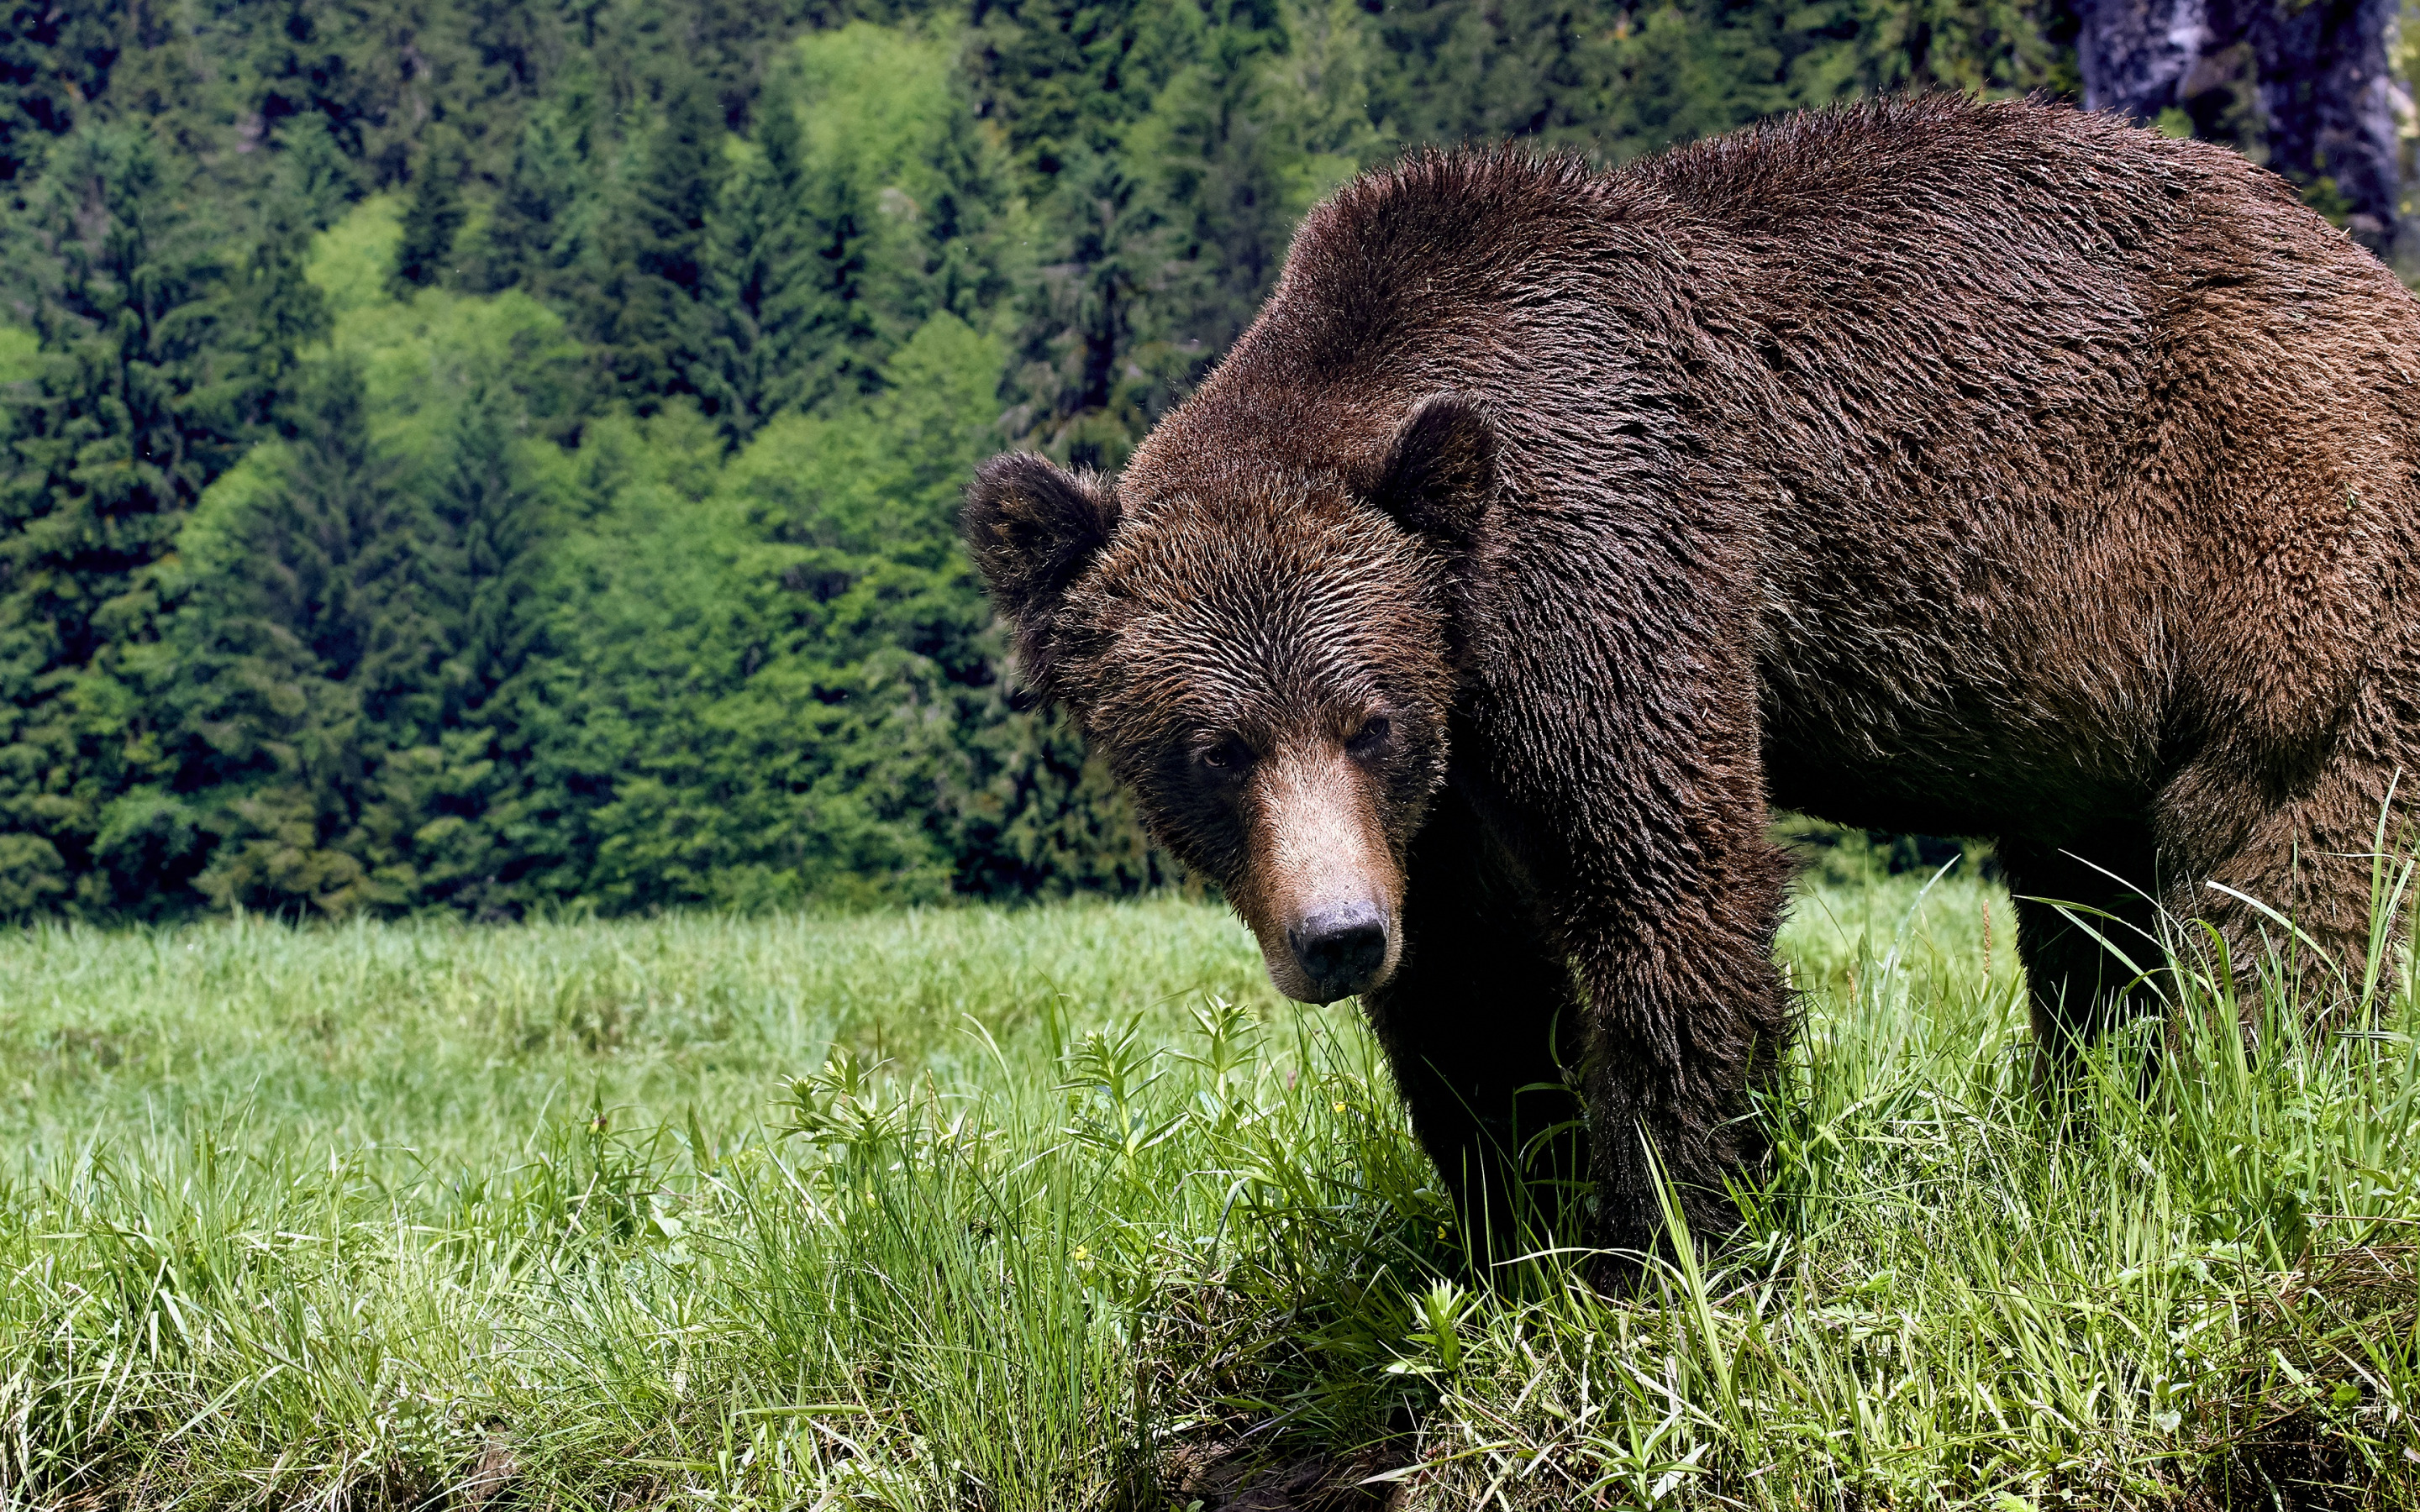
1232,750,1405,1003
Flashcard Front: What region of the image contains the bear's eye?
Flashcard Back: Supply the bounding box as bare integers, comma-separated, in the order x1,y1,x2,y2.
1346,715,1392,756
1197,736,1253,774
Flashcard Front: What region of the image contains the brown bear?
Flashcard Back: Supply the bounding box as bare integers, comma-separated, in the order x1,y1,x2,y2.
961,97,2420,1273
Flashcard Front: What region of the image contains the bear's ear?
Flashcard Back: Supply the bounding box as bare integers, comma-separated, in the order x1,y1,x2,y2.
1370,391,1499,555
961,452,1122,695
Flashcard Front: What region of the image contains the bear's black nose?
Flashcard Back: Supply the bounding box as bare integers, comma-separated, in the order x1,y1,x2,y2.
1287,904,1389,1002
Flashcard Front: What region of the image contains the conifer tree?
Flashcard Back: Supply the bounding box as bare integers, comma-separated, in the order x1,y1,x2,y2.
965,708,1170,897
1364,0,1618,149
923,83,1018,327
480,101,589,296
233,202,333,431
0,0,128,181
392,127,470,296
0,124,292,911
968,0,1168,177
384,390,550,912
791,159,892,414
701,79,814,439
1142,13,1294,367
272,112,367,229
1006,150,1171,470
592,71,727,408
169,356,440,915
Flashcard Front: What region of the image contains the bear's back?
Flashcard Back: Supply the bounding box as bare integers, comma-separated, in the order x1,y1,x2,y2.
1150,97,2420,836
1629,97,2231,266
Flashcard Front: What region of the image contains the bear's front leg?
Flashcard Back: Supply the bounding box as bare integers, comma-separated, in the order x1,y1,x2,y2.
1360,785,1590,1255
1565,832,1797,1286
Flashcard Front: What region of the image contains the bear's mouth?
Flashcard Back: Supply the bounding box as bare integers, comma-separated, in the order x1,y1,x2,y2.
1234,751,1404,1004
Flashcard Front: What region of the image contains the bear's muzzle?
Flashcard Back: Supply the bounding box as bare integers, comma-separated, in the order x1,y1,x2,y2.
1239,748,1405,1003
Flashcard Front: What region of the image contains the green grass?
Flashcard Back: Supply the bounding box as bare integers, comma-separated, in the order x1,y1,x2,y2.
1,873,2414,1509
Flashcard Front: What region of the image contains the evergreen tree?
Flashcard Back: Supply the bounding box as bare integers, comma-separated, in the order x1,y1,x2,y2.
0,0,128,181
591,71,728,408
166,357,440,916
791,157,894,413
923,86,1019,326
1355,0,1860,164
234,202,334,431
1849,0,2073,95
1007,150,1175,470
272,111,367,229
1139,9,1296,370
701,78,815,438
1364,0,1612,149
964,706,1170,897
434,397,544,722
392,127,470,295
479,99,590,295
387,390,550,912
0,124,293,912
968,0,1171,178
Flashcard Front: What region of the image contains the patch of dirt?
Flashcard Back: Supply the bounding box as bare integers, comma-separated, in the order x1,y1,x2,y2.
1164,1441,1402,1511
457,1438,518,1509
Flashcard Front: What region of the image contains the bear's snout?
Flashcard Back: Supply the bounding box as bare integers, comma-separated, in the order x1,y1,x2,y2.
1237,748,1406,1004
1286,902,1390,1003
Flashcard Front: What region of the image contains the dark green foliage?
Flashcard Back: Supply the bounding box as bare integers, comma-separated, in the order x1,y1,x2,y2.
0,0,2093,916
631,76,729,303
961,706,1172,896
1007,150,1174,470
701,79,815,437
157,358,554,917
1138,9,1299,370
392,129,471,296
923,88,1019,324
591,71,729,409
475,87,597,297
968,0,1169,178
1842,0,2079,96
160,357,433,915
1368,0,1630,148
273,113,369,230
0,0,126,181
0,123,315,912
402,389,551,914
792,160,891,411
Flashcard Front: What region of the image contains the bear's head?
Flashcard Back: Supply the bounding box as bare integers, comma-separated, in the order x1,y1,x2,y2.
962,393,1498,1004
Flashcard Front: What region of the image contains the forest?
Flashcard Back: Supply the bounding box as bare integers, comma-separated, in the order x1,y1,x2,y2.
0,0,2358,920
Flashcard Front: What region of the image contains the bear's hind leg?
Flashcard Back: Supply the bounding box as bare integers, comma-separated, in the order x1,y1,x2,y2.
1999,826,2165,1076
1360,788,1588,1256
2153,731,2407,1040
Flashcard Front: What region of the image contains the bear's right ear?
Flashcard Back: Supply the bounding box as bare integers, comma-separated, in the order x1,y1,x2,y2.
961,452,1122,695
1370,391,1499,557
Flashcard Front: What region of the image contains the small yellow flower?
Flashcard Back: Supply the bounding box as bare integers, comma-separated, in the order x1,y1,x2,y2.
1333,1100,1347,1114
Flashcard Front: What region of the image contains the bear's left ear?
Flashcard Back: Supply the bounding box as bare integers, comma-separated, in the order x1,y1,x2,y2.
961,452,1123,698
1369,391,1500,557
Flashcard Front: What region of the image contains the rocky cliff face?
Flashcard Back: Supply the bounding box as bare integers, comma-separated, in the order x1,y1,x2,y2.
2080,0,2407,260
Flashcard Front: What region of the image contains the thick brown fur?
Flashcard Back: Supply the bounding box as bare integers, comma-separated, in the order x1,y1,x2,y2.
962,97,2420,1280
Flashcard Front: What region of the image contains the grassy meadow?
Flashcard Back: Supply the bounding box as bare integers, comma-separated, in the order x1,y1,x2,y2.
2,860,2416,1509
